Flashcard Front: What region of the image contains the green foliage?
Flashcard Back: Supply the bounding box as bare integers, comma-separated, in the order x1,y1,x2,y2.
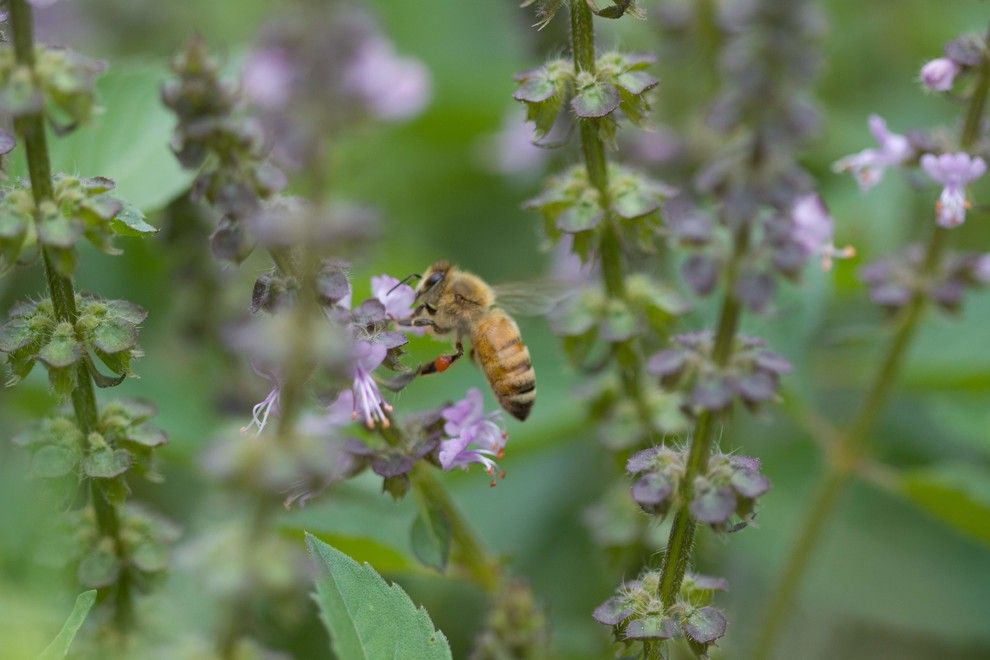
897,462,990,546
37,590,96,660
0,45,103,132
0,295,145,392
7,63,196,212
306,533,452,660
410,501,451,572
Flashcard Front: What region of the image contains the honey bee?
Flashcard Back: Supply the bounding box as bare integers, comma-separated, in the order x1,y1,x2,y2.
403,261,538,421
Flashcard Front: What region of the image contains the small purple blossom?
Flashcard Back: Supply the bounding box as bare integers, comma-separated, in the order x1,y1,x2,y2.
920,152,987,227
439,388,507,481
242,47,296,111
348,340,392,428
790,193,854,270
345,38,432,121
371,274,416,321
920,57,961,92
833,114,912,191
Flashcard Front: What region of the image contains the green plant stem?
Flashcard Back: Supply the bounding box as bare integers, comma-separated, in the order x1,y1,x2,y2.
378,423,501,593
9,0,130,633
9,0,98,435
657,225,748,606
750,35,990,660
569,0,657,436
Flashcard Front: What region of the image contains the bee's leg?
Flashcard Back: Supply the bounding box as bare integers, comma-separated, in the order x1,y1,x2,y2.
418,340,464,375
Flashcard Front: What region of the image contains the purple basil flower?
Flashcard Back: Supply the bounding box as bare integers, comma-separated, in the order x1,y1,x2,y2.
920,152,987,227
790,193,854,270
833,114,912,191
371,274,416,321
242,47,296,111
439,388,507,480
347,340,392,428
920,57,961,92
242,363,281,435
345,38,432,121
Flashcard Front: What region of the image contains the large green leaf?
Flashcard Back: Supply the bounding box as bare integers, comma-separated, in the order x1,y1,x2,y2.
306,533,452,660
37,590,96,660
897,462,990,546
9,62,194,212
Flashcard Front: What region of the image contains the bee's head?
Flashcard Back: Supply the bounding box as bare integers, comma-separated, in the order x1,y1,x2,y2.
415,260,452,303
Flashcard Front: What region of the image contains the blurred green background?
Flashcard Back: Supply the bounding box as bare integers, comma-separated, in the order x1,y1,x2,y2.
1,1,989,658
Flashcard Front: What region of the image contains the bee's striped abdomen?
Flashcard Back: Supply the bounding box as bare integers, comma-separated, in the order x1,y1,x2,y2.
472,311,536,421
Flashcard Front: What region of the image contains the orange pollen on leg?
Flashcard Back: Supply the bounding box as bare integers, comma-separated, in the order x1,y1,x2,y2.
498,470,507,480
434,355,453,373
496,448,505,459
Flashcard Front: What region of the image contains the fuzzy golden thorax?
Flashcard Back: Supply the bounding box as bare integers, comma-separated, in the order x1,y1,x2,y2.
411,261,496,338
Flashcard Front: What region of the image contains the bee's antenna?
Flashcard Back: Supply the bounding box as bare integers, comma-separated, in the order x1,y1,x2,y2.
387,273,421,296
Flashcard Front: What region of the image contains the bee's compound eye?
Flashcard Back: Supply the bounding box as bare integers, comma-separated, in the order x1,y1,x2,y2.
425,272,443,288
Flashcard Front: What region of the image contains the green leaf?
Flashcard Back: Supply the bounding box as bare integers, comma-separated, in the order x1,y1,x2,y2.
37,590,97,660
82,448,132,479
103,299,148,325
91,316,138,354
111,202,158,236
8,62,196,212
570,82,620,118
124,423,167,448
37,212,81,250
513,70,557,103
0,317,35,352
38,333,82,369
409,504,451,572
555,197,604,233
306,533,452,660
897,462,990,546
616,70,658,96
30,444,80,479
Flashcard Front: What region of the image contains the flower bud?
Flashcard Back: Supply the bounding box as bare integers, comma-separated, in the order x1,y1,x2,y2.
920,57,960,92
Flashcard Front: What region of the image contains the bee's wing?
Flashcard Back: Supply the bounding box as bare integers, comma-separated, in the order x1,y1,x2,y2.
492,279,576,316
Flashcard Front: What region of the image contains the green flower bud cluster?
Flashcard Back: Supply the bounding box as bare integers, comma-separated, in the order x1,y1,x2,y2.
525,164,673,260
51,503,179,590
13,398,166,487
0,44,104,134
594,570,727,657
551,273,688,363
514,51,658,142
0,295,146,394
0,174,155,276
470,581,549,660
